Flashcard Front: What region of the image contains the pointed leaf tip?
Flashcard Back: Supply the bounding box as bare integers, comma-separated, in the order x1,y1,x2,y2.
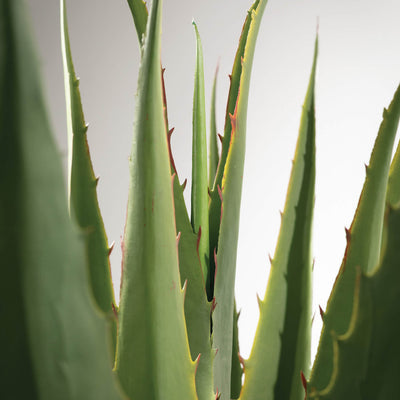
345,227,351,242
319,305,325,321
181,178,187,191
301,371,308,395
108,242,115,256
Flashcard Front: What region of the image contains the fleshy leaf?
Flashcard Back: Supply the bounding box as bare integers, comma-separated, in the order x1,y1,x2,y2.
212,1,268,398
239,36,317,400
61,0,117,359
0,1,124,398
208,0,265,299
309,82,400,392
126,0,148,45
308,203,400,399
191,21,210,284
209,65,220,189
161,20,215,400
114,0,198,398
307,269,371,399
173,173,216,400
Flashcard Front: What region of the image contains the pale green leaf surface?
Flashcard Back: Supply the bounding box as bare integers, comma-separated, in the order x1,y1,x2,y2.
0,1,124,398
126,0,148,45
173,175,215,400
208,0,263,299
307,269,371,400
212,1,268,398
191,22,210,285
309,204,400,399
209,66,219,189
61,0,117,357
115,0,197,398
239,37,317,400
309,83,400,392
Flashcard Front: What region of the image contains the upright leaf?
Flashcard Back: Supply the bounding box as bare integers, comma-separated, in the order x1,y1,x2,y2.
173,173,216,400
309,83,400,392
115,0,197,398
208,0,265,299
191,21,210,285
0,1,124,398
209,66,220,189
126,0,148,45
129,7,214,397
162,35,214,400
307,268,372,399
61,0,117,358
239,37,317,400
212,1,268,398
308,204,400,399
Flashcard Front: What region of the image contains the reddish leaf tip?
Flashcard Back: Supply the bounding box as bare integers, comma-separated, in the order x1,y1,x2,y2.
345,227,351,242
319,305,325,321
194,353,201,375
181,178,187,191
108,241,115,256
301,371,308,396
211,297,217,313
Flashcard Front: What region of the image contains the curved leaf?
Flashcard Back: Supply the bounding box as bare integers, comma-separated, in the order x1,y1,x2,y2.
309,82,400,392
191,21,210,283
0,1,124,398
126,0,148,45
209,66,220,189
61,0,117,358
212,1,269,398
207,0,264,299
114,0,197,398
239,36,317,400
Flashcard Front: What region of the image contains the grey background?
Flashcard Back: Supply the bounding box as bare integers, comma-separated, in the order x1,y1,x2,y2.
27,0,400,360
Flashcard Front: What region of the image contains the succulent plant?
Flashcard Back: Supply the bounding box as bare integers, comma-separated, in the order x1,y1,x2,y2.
2,0,400,399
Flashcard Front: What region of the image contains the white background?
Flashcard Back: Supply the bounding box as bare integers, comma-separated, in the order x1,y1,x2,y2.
28,0,400,362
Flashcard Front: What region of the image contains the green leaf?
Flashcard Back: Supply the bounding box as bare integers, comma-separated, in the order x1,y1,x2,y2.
211,1,268,398
307,269,372,399
126,0,148,45
308,203,400,399
309,83,400,393
239,36,317,400
191,21,210,287
173,174,216,400
209,65,220,189
359,204,400,399
61,0,117,359
0,1,124,398
208,0,265,299
114,0,197,398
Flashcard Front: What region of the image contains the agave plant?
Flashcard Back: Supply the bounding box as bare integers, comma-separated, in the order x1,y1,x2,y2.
2,0,400,399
